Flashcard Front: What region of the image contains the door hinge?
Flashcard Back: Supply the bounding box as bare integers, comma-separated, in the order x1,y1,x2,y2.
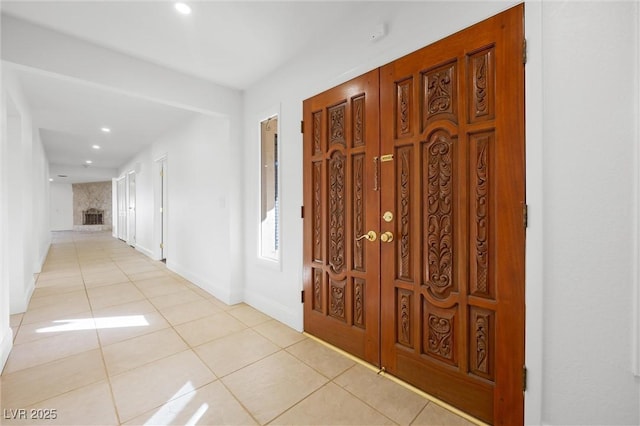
160,243,164,249
301,206,304,219
523,366,528,391
300,120,304,134
301,290,305,303
160,207,163,213
160,169,164,177
523,38,527,64
523,204,528,228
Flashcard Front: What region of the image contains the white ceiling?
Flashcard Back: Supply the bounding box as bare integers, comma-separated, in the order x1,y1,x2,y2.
2,1,364,90
19,71,197,169
0,0,369,183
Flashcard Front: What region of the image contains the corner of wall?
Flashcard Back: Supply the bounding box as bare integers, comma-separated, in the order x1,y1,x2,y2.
166,260,234,305
134,244,157,261
524,1,544,425
0,326,14,374
243,289,303,332
9,274,35,315
38,236,51,272
633,0,640,379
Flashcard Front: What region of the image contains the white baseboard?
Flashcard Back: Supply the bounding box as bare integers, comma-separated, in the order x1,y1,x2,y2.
0,326,14,374
10,274,35,314
37,239,51,272
167,261,235,305
134,244,156,260
244,289,303,332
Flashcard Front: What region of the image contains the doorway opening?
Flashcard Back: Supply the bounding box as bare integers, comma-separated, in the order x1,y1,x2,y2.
127,170,136,247
155,156,168,262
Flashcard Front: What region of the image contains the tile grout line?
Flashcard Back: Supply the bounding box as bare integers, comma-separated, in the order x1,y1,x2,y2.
185,340,262,426
77,235,124,426
1,235,113,419
97,237,222,424
275,349,402,426
5,232,477,426
304,333,488,426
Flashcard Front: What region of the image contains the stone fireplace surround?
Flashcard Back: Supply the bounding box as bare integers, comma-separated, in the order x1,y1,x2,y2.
73,181,112,231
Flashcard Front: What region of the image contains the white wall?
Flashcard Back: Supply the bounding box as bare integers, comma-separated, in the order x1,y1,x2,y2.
0,69,15,373
3,68,51,314
242,1,640,425
541,2,639,424
1,66,51,372
32,132,50,267
119,114,242,304
50,183,73,230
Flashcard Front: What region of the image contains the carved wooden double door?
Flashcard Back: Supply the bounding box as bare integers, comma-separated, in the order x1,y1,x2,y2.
302,5,524,425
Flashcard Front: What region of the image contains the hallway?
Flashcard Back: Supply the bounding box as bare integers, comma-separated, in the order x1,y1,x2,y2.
1,231,474,426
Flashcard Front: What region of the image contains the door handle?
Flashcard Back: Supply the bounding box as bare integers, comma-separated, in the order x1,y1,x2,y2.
356,231,377,242
380,231,394,243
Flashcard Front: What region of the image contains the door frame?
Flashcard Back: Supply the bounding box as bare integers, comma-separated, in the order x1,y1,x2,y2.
116,176,127,241
523,3,543,425
154,155,168,261
126,169,136,247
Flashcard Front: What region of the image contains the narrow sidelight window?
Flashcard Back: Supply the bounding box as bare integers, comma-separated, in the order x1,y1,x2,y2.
260,115,279,261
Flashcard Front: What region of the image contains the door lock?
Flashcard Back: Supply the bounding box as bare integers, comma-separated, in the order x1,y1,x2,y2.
383,211,394,222
380,231,394,243
356,231,377,242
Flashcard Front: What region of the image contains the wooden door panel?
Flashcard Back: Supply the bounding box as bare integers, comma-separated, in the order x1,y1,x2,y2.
303,69,381,366
302,5,524,425
379,5,524,425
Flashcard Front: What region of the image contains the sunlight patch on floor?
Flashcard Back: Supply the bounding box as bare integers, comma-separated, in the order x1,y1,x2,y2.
143,381,197,426
36,315,149,333
185,403,209,426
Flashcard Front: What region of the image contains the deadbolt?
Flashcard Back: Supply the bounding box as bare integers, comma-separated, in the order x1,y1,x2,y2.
382,211,394,222
380,231,394,243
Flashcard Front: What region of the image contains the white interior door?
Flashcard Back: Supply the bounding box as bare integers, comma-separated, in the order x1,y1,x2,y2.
127,171,136,246
117,177,127,240
160,159,168,260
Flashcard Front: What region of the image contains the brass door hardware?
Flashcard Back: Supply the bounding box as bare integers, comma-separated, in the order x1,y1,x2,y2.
380,231,394,243
356,231,377,242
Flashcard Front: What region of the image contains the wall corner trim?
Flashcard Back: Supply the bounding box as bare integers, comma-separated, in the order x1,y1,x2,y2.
9,275,35,315
0,327,14,374
633,0,640,378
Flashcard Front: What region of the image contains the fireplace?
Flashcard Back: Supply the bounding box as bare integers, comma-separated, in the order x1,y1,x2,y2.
83,208,104,225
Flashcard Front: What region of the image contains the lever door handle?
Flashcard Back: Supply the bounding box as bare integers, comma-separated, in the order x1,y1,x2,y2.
356,231,377,242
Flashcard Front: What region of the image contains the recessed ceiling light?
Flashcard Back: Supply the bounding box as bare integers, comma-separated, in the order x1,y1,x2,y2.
49,178,53,182
174,2,191,15
92,145,101,150
86,160,93,164
101,127,111,133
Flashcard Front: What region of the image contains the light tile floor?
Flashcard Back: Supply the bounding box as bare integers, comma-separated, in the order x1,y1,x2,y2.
1,231,477,426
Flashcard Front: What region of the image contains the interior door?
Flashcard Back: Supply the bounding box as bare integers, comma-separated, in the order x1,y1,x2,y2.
160,159,168,260
378,5,524,425
303,5,524,425
302,69,381,365
117,177,127,241
127,171,136,246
